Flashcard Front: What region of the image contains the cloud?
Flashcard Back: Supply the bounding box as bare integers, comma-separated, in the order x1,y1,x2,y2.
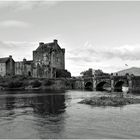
69,41,140,63
0,1,59,11
66,42,140,75
66,41,102,64
102,44,140,60
0,41,37,61
0,20,30,28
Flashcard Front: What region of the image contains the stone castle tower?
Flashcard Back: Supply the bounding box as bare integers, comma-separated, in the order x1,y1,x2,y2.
32,39,65,78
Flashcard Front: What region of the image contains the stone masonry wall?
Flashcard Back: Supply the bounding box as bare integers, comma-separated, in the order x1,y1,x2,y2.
0,63,6,76
32,40,65,78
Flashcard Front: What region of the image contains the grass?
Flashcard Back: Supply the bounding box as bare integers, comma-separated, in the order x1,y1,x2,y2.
0,76,67,90
79,95,140,107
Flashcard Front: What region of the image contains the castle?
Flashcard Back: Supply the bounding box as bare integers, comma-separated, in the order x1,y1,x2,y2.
0,39,65,78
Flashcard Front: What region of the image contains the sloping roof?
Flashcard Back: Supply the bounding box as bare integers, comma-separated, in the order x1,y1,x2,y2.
15,60,33,65
0,57,9,63
25,60,33,64
35,42,61,52
114,67,140,76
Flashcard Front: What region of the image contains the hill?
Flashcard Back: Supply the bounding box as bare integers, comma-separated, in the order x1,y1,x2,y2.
114,67,140,76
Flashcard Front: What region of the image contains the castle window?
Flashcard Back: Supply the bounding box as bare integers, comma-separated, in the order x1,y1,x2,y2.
56,57,59,62
28,71,31,76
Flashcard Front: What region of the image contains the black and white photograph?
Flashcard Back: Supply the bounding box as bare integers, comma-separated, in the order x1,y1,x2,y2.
0,0,140,139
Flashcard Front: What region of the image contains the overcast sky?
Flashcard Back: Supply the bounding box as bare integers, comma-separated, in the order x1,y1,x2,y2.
0,1,140,76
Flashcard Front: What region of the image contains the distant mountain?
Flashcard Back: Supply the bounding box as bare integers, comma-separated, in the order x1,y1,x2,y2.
114,67,140,76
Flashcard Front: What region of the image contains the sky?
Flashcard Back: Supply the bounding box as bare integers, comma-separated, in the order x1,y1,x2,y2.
0,1,140,76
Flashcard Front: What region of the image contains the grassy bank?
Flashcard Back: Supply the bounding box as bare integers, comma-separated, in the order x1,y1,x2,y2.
0,75,73,90
79,95,140,107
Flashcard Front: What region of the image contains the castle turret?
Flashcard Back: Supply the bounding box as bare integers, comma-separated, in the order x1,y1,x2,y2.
54,39,58,45
9,55,12,58
39,42,44,46
9,55,15,75
23,58,26,63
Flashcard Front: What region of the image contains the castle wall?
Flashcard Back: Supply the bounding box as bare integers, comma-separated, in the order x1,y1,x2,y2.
6,58,15,76
15,62,22,75
32,64,52,78
0,56,15,77
15,61,32,76
0,63,6,76
51,49,65,69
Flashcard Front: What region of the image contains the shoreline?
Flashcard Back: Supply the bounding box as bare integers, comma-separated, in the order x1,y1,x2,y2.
0,76,73,91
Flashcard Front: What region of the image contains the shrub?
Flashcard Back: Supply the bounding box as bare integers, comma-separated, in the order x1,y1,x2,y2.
43,79,54,86
65,80,71,86
31,80,41,88
56,69,71,78
7,81,23,88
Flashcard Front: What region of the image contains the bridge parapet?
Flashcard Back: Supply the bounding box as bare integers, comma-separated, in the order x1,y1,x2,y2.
74,74,140,93
132,76,140,80
95,75,110,80
113,76,127,81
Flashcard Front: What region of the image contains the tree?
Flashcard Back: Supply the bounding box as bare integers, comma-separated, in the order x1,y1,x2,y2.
31,80,41,88
80,68,93,77
56,69,71,78
80,68,109,77
94,69,103,76
94,69,109,76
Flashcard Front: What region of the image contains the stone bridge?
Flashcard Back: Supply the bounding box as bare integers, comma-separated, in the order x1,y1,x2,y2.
74,74,140,93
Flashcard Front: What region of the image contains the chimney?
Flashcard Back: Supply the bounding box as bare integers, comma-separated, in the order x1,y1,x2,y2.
9,55,12,58
54,39,58,45
39,42,44,46
23,58,26,62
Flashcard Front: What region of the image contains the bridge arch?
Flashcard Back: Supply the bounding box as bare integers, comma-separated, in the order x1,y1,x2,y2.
114,80,127,92
96,81,111,91
85,81,93,90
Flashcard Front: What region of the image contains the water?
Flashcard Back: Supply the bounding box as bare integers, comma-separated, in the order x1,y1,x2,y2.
0,90,140,139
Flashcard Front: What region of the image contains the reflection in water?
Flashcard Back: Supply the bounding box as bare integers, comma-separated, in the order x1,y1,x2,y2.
0,92,67,138
4,93,66,116
31,95,66,115
0,90,140,139
5,97,16,110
